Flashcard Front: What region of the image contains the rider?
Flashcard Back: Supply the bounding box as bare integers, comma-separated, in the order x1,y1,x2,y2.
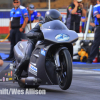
14,9,62,80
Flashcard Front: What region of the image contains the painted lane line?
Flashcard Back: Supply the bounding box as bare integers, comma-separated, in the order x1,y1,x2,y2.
73,69,100,74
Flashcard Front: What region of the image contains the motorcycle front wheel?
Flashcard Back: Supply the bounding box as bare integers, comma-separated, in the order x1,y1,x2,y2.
56,49,72,90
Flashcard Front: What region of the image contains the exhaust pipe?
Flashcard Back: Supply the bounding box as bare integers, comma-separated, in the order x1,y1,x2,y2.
20,77,41,85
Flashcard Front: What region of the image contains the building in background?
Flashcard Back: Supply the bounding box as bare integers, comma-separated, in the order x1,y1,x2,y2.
0,0,95,9
0,0,91,9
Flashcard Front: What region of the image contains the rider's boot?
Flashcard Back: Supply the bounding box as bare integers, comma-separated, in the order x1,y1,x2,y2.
14,55,30,81
14,41,35,81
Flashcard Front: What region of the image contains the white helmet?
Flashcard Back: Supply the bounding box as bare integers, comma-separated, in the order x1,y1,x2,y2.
77,0,82,2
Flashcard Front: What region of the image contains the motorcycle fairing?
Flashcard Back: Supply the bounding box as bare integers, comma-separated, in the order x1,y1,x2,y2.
40,20,78,43
28,42,58,85
14,41,28,63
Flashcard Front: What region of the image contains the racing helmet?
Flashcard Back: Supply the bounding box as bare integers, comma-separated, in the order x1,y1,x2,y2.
45,9,62,22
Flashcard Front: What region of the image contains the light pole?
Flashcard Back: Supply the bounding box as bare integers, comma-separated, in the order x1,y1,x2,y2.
48,0,51,10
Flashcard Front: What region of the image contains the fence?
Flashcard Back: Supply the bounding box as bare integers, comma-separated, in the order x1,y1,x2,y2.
0,9,67,34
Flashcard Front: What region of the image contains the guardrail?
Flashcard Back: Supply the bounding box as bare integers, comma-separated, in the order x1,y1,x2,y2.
0,10,67,34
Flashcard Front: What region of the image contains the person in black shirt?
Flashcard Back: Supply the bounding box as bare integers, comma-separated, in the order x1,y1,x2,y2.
0,56,3,66
4,0,28,61
66,0,86,33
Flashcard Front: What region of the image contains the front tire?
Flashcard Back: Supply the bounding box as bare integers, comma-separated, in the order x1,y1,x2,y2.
56,49,72,90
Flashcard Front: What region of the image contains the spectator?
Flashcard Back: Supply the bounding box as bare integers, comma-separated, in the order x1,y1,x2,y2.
87,0,100,63
0,56,3,66
66,0,86,33
34,12,45,22
4,0,28,61
37,12,41,17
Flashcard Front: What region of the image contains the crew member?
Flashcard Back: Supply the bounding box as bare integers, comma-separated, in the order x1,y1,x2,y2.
27,4,38,23
66,0,86,33
87,0,100,63
4,0,28,61
14,9,62,81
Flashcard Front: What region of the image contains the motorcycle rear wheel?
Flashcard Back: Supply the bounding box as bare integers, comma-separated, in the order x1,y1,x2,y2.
57,49,72,90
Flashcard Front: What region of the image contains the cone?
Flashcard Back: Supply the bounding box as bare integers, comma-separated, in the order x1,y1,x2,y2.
93,56,98,63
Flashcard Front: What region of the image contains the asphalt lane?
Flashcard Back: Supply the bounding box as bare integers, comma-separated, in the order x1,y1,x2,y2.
0,42,10,54
0,42,100,100
0,64,99,100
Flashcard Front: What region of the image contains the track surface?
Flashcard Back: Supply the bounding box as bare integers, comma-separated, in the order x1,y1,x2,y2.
0,42,100,100
0,67,99,100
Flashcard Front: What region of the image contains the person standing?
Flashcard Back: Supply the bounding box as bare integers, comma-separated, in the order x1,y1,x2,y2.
4,0,28,61
27,4,38,23
87,0,100,63
66,0,86,33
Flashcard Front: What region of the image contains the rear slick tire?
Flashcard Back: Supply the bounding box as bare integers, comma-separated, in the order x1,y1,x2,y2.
57,49,72,90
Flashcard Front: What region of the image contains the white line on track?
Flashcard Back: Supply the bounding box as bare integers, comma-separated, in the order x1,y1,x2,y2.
73,69,100,74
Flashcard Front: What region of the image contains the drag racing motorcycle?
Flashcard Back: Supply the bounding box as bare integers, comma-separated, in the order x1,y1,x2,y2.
0,20,78,90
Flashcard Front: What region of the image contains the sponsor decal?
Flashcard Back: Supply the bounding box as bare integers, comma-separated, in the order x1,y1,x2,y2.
78,7,81,9
16,11,20,14
5,73,7,76
94,11,98,14
8,72,10,76
6,78,9,81
39,23,42,27
68,6,72,11
29,64,37,76
9,78,13,81
11,71,13,77
41,49,46,56
69,6,71,8
10,63,14,70
0,79,2,82
75,12,82,16
55,33,70,41
69,8,72,10
24,13,28,16
2,77,5,82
